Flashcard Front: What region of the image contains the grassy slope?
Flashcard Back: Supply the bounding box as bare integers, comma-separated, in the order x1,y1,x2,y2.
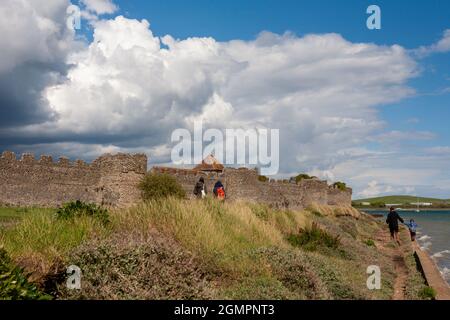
0,200,429,300
354,195,448,204
0,208,26,225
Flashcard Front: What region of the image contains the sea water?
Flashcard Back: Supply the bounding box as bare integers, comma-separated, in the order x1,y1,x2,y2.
364,210,450,285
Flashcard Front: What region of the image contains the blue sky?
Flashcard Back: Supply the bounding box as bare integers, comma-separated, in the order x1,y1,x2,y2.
113,0,450,142
1,0,449,199
113,0,450,135
104,0,450,197
113,0,448,45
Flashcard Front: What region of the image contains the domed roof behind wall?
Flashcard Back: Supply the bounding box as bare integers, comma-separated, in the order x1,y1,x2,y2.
194,154,224,172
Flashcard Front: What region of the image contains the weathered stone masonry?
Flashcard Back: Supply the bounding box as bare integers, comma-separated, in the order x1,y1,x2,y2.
0,150,351,209
152,166,352,209
0,151,147,208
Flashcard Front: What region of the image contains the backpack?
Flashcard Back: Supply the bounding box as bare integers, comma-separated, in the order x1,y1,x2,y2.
216,187,225,200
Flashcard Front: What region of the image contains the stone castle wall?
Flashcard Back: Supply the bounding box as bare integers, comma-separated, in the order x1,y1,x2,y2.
0,149,350,209
0,151,147,208
151,166,352,209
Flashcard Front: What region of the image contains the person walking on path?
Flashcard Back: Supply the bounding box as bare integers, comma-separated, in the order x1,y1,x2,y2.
404,219,418,242
386,207,404,245
193,177,207,199
213,180,226,201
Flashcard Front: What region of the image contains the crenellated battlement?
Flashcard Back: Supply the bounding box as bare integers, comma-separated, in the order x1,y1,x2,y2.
0,150,148,208
1,151,146,173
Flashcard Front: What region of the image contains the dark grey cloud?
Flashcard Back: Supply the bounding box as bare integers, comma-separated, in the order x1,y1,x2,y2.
0,62,65,128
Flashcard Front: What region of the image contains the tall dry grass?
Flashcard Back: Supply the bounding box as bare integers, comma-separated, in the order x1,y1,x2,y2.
308,203,361,219
0,200,407,300
111,198,309,276
0,209,109,277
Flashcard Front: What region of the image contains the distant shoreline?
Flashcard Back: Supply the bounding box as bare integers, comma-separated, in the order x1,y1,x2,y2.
355,207,450,212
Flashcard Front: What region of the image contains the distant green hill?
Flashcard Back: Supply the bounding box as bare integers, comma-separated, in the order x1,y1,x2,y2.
354,195,448,205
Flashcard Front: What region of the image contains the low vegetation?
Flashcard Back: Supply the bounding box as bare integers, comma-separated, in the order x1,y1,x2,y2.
293,173,315,183
0,207,109,280
0,248,51,300
0,207,38,230
333,182,347,191
0,197,430,300
56,200,110,225
418,286,437,300
403,253,434,300
139,173,186,200
257,175,269,182
287,223,340,252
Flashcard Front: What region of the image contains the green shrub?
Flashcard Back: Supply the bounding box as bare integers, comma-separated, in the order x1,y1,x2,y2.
365,239,375,247
139,173,186,200
419,286,436,300
333,182,347,191
56,200,109,225
294,174,313,183
0,248,52,300
287,223,340,252
257,175,269,182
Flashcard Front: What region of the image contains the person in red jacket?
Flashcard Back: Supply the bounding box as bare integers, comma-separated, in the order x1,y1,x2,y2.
213,180,226,201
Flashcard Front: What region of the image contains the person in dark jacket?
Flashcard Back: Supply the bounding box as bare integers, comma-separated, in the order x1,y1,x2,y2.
193,177,207,199
386,207,404,244
213,180,226,200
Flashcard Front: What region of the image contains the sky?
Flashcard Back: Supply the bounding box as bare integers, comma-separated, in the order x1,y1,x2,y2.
0,0,449,199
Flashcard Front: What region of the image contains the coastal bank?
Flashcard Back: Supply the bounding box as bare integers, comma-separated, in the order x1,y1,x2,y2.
413,242,450,300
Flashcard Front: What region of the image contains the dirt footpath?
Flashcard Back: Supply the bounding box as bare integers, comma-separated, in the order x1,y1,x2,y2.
376,226,450,300
375,229,408,300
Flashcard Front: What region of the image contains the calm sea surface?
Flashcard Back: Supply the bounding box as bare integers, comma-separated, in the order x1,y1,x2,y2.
363,210,450,285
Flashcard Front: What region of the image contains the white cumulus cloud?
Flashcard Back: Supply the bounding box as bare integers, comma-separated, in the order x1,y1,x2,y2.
24,16,418,174
2,4,450,198
0,0,77,74
81,0,118,15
